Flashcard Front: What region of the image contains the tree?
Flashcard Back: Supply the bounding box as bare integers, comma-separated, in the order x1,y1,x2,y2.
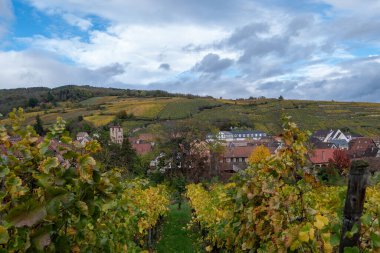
328,149,351,175
94,136,143,176
28,97,39,107
156,120,212,182
278,95,284,100
116,110,135,120
248,145,271,165
33,115,45,135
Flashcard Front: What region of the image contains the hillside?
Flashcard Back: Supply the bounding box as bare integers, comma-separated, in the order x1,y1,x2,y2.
0,85,196,115
1,85,380,137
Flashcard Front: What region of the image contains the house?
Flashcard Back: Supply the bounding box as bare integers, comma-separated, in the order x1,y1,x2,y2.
207,130,267,142
330,139,349,150
310,137,337,149
76,132,92,145
231,130,267,141
132,143,153,155
225,138,282,154
352,157,380,173
312,129,351,143
372,137,380,148
308,148,335,167
149,153,176,172
348,138,378,159
138,133,155,142
110,125,124,144
219,146,256,172
207,131,234,141
128,137,153,155
128,133,155,155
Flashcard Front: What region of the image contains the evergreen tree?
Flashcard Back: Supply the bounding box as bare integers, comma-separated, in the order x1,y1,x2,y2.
28,97,39,107
94,136,143,176
33,115,45,135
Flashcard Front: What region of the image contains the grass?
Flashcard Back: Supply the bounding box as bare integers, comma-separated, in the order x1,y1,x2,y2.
157,202,204,253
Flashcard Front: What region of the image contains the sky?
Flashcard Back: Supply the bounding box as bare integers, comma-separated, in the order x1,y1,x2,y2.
0,0,380,101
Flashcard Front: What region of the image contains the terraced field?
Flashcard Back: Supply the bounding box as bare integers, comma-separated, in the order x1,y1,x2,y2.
158,98,222,119
2,95,380,137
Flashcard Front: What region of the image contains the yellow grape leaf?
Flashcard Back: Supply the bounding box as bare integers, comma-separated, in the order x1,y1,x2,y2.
324,242,333,253
322,233,331,241
309,228,315,240
314,214,329,229
290,240,301,251
298,231,309,242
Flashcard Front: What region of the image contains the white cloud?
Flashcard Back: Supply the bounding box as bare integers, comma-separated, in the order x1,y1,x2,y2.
1,0,379,101
25,0,253,27
62,13,92,31
23,24,233,84
320,0,380,15
0,50,124,89
0,0,14,38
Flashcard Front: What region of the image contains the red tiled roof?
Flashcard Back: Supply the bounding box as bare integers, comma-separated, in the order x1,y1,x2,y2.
128,137,138,144
138,133,155,142
348,138,378,158
223,146,256,158
132,143,153,155
309,148,335,164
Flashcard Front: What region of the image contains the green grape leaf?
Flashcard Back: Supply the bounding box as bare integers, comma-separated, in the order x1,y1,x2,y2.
0,166,10,177
40,157,59,174
0,225,9,244
330,234,340,247
6,200,47,227
371,232,380,248
343,246,359,253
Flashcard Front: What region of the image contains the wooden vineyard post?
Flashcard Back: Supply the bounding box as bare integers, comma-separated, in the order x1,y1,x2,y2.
339,160,369,253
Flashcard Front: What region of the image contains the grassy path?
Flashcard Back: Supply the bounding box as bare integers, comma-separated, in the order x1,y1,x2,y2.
157,202,204,253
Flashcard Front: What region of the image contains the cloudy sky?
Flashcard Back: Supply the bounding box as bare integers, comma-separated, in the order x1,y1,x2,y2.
0,0,380,101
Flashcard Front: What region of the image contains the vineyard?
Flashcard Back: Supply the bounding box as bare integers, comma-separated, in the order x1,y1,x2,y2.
1,109,380,252
0,109,170,252
186,118,380,252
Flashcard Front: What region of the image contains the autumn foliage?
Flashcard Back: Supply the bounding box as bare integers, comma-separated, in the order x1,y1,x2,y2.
187,117,380,252
0,108,170,252
248,145,271,165
328,149,351,175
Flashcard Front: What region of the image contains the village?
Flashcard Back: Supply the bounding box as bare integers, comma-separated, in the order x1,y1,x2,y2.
73,125,380,179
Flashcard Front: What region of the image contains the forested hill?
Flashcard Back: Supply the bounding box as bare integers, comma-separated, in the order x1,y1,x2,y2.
0,85,198,115
1,85,380,137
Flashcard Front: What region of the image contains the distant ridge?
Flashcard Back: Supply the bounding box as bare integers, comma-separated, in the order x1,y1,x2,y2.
0,85,203,115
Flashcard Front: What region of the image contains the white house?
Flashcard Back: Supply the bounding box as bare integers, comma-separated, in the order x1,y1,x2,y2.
76,132,92,145
110,125,124,144
207,130,267,142
313,129,351,143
